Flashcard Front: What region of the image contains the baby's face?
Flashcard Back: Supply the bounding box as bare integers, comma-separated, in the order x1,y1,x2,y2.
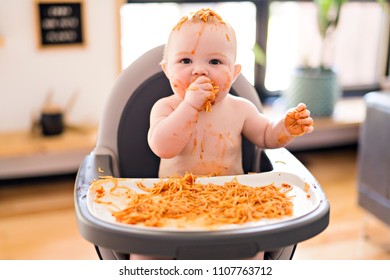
162,20,241,102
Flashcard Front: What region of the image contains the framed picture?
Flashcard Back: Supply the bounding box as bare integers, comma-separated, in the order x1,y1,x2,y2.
35,0,86,48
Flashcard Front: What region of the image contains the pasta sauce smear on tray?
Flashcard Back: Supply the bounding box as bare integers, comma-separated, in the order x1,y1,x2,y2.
90,173,294,229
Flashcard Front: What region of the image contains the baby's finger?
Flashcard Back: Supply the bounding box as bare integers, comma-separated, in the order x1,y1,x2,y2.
194,76,211,84
296,110,310,119
304,126,314,134
295,103,307,112
297,117,314,125
202,83,214,91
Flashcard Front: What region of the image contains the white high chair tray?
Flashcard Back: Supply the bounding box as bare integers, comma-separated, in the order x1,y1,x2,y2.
87,171,321,232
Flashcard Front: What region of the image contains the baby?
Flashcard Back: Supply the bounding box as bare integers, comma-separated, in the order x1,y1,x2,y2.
148,8,313,178
142,8,313,260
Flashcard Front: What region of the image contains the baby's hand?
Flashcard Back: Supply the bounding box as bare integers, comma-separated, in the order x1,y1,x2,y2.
184,76,217,111
284,103,314,136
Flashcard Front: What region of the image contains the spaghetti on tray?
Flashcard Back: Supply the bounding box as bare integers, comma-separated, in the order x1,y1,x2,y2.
90,173,294,229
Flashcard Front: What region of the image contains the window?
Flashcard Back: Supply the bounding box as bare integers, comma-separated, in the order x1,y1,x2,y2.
264,1,388,96
120,1,257,84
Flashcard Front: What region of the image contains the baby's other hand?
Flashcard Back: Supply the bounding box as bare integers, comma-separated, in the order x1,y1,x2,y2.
285,103,314,136
184,76,216,111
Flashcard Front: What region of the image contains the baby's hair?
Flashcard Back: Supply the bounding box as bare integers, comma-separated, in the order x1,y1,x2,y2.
161,8,236,64
173,8,225,31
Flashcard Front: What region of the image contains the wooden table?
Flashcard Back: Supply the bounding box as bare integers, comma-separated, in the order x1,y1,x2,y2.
0,127,97,179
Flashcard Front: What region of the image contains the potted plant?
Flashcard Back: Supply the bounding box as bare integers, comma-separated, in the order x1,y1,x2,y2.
282,0,346,117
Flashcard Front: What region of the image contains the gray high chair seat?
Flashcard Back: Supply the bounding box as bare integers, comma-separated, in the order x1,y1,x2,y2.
74,45,329,260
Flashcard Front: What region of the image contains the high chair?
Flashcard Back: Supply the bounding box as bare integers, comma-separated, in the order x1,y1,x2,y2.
74,45,330,260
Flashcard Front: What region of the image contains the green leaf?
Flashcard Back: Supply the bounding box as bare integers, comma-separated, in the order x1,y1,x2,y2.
253,43,266,66
315,0,345,38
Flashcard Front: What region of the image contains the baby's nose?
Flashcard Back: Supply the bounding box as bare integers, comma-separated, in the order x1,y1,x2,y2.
192,64,208,76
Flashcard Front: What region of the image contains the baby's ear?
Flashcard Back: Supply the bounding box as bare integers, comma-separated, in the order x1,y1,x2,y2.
160,61,168,76
232,64,242,82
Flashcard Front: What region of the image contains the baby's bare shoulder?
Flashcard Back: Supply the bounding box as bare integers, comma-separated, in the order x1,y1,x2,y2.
150,95,179,118
154,95,176,105
152,95,179,110
226,94,258,111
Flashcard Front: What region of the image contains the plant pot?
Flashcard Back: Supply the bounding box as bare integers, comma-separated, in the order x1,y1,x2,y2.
40,111,64,136
282,68,341,117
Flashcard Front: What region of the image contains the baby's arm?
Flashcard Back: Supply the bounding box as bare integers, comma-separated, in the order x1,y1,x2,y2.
148,77,215,158
148,98,198,158
242,102,313,149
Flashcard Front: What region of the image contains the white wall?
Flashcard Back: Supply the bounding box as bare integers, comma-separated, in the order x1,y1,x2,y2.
0,0,119,132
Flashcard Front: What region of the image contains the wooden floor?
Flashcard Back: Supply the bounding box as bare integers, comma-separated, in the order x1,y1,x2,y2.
1,145,389,260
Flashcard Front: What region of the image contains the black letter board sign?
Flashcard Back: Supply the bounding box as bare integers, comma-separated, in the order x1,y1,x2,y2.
36,1,85,47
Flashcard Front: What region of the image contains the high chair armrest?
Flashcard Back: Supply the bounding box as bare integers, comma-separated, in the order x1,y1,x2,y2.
268,146,329,202
74,153,114,200
264,148,321,188
74,152,115,234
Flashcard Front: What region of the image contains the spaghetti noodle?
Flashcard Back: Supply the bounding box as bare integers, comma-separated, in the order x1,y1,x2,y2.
90,173,293,229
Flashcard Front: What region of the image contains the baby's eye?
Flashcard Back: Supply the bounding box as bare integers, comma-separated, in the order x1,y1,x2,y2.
180,58,192,64
209,59,221,65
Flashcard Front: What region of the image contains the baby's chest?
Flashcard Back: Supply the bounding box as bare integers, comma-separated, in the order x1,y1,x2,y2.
186,115,243,153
